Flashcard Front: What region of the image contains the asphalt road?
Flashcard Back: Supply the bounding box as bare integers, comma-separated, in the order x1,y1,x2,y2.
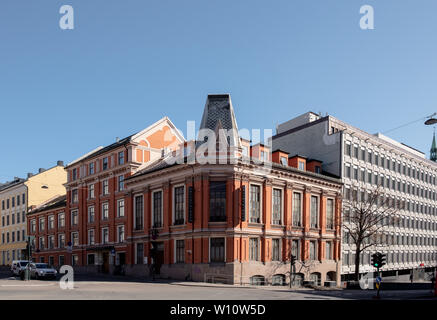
0,270,435,300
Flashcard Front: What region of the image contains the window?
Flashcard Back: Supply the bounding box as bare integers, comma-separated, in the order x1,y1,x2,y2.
176,239,185,263
39,218,45,231
326,242,332,260
31,219,36,233
88,206,95,223
117,225,124,243
209,182,226,222
87,254,95,265
59,255,65,266
72,232,79,246
292,240,300,260
102,228,109,244
72,168,77,181
118,175,124,191
39,236,45,250
72,255,78,266
71,210,78,226
89,184,95,199
298,161,305,171
58,212,65,228
48,236,54,249
72,189,78,203
117,199,125,218
292,192,302,227
272,189,282,225
102,180,109,195
326,198,334,229
136,243,144,264
58,234,65,248
88,229,95,245
48,215,54,230
89,162,95,175
118,151,125,165
210,238,225,262
249,185,261,223
309,241,317,260
134,195,143,230
17,195,20,206
249,238,259,261
280,157,288,166
102,157,108,170
102,203,109,220
272,239,280,261
345,143,351,156
174,186,185,225
310,196,319,228
152,191,162,227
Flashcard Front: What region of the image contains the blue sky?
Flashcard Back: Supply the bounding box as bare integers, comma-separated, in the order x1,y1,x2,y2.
1,0,436,181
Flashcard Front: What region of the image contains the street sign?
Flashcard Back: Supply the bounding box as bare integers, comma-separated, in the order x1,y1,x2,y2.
111,249,115,255
376,276,382,284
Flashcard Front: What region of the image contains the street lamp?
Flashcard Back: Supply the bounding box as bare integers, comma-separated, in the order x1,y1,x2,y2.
424,113,437,125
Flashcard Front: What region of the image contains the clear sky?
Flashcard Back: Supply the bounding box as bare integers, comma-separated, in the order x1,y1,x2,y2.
1,0,437,181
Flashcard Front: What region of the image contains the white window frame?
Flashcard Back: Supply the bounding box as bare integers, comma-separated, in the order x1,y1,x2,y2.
292,191,303,227
151,189,164,227
117,225,125,243
271,187,283,225
102,202,109,220
172,184,186,225
101,227,109,244
117,199,125,218
88,229,95,245
249,183,263,224
310,195,320,229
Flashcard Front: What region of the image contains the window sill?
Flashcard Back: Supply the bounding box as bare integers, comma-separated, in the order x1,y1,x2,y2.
248,222,263,227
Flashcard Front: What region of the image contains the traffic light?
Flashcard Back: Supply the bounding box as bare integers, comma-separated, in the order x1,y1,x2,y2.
379,253,386,268
290,254,296,266
371,253,379,268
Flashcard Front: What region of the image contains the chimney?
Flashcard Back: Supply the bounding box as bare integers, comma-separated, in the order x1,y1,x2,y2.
116,137,120,143
27,173,33,178
57,160,64,167
38,168,46,173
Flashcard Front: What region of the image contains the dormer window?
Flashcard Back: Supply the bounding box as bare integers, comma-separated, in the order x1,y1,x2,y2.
298,161,305,171
280,157,287,166
315,166,321,174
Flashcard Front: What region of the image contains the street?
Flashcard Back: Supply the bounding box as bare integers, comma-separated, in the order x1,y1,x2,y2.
0,270,435,300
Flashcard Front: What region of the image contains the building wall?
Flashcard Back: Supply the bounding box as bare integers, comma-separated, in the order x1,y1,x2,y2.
272,113,437,276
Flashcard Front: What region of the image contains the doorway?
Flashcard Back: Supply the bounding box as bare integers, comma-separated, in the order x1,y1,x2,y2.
102,252,109,273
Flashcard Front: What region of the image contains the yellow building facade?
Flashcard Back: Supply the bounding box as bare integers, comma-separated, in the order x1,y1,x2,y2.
0,162,66,265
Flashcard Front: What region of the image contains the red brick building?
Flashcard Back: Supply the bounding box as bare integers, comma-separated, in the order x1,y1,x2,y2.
28,94,343,286
123,94,343,286
28,117,184,274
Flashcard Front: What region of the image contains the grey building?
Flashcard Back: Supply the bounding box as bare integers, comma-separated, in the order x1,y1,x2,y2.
272,112,437,279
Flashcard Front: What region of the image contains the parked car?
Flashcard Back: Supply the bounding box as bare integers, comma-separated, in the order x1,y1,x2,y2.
29,263,57,280
10,260,29,276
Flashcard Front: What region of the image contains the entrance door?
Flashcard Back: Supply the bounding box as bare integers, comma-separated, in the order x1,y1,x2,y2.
155,243,164,275
102,252,109,273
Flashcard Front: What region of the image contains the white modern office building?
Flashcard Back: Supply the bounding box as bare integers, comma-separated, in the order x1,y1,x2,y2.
272,112,437,279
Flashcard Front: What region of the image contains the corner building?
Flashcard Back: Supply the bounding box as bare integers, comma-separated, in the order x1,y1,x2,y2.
124,95,343,286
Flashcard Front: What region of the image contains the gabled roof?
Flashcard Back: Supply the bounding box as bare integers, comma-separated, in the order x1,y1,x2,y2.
0,178,25,192
66,117,185,168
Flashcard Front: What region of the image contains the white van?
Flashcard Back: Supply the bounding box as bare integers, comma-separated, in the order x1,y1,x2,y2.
10,260,30,276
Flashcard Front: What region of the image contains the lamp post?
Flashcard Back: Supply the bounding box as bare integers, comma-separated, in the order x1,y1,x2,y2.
424,113,437,125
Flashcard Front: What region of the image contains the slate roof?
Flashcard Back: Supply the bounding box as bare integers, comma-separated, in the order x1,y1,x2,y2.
27,195,67,215
0,178,25,192
198,94,241,148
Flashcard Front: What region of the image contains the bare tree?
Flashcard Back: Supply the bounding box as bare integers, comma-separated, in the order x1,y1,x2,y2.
342,185,399,281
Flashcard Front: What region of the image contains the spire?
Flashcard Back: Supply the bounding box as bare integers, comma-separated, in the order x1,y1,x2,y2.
430,129,437,162
198,94,242,148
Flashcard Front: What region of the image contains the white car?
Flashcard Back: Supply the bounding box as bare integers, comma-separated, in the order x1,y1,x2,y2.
29,263,57,280
10,260,29,276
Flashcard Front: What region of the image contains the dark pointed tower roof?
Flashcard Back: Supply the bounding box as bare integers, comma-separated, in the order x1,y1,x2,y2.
198,94,242,148
430,130,437,162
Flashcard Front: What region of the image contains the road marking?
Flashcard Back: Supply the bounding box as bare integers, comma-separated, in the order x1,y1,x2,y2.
1,283,55,287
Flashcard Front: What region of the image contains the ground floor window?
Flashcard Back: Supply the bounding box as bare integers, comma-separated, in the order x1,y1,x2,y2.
136,243,144,264
249,238,259,261
87,254,95,265
59,255,65,266
49,256,54,267
272,274,286,286
40,256,45,263
250,275,265,285
72,255,78,266
210,238,225,262
176,240,185,263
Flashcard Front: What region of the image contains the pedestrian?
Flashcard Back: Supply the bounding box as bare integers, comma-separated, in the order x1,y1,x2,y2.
410,273,413,284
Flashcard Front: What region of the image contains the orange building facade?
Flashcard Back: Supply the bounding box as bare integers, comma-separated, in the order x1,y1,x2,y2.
27,94,343,286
